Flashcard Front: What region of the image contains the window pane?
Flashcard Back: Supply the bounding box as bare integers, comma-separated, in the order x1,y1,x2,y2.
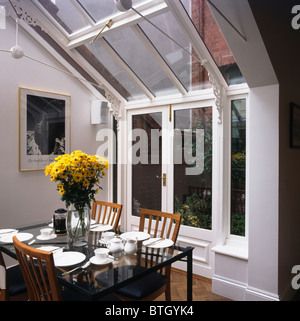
104,27,180,97
76,43,147,101
77,0,117,23
37,0,91,34
132,113,162,216
180,0,245,85
174,107,212,229
231,99,246,236
139,11,211,91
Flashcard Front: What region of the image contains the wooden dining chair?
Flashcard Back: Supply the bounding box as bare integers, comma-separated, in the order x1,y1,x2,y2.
91,200,123,233
13,235,64,301
0,248,27,301
13,236,121,301
115,208,181,301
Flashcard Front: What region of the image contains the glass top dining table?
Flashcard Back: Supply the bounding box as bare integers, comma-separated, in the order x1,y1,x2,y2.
0,221,194,301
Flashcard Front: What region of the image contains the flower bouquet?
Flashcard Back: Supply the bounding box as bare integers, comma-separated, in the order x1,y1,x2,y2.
45,150,109,243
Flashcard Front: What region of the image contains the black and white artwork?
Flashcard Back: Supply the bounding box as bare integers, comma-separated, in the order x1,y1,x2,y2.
19,87,71,171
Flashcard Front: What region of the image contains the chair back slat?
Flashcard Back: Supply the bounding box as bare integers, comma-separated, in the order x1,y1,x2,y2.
13,236,62,301
91,201,122,233
139,209,181,243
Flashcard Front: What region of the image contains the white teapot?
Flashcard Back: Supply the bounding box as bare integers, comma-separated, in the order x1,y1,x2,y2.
107,237,124,254
124,238,137,254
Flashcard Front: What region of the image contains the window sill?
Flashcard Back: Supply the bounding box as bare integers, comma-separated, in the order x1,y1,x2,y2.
211,242,248,260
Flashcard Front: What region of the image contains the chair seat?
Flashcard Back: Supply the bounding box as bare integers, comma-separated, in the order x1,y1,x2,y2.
115,269,167,300
6,265,27,296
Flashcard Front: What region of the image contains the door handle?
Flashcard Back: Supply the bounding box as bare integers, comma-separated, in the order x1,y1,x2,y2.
156,173,166,186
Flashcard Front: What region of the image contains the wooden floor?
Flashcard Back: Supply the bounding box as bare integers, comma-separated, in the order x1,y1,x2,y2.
155,269,230,301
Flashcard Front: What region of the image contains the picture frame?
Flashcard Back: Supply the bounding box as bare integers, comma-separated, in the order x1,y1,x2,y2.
290,102,300,149
19,87,71,171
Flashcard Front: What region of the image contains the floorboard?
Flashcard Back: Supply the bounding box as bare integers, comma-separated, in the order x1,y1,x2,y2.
155,269,231,301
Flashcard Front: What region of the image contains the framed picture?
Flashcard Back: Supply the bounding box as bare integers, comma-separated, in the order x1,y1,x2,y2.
19,87,71,171
290,102,300,149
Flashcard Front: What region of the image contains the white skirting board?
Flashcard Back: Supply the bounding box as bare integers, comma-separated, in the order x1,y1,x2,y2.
212,275,280,301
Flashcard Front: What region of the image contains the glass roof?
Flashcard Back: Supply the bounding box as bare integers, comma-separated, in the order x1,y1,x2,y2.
30,0,245,102
139,10,211,91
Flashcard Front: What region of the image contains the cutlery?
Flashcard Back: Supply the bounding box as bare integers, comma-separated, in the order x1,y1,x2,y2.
90,223,106,229
52,247,65,254
62,261,90,276
146,238,164,246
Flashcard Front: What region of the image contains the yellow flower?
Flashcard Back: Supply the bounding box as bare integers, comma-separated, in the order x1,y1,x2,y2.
83,178,90,187
45,150,109,208
72,172,83,183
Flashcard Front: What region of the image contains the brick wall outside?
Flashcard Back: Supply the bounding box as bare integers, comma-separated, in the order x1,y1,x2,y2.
191,0,236,87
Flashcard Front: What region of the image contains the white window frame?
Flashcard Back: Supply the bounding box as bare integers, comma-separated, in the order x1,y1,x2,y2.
223,85,249,251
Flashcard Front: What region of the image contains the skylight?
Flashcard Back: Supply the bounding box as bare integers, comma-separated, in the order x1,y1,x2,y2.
28,0,245,102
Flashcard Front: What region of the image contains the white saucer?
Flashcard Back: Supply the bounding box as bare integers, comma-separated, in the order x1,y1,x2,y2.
143,238,174,248
90,256,113,265
36,234,57,240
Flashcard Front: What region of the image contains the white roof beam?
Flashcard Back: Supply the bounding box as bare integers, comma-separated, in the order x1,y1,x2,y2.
67,0,168,49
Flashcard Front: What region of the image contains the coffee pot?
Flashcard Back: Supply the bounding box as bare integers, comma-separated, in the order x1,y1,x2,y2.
53,208,67,234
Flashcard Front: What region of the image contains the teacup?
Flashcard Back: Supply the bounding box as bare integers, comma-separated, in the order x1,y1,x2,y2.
102,231,115,243
40,228,53,238
94,248,109,263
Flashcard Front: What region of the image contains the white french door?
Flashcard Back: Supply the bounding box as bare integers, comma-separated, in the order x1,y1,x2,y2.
126,102,215,278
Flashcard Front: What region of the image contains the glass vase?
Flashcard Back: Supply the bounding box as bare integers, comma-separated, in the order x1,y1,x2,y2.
66,203,91,246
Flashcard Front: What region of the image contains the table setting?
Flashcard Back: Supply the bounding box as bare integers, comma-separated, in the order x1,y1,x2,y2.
0,221,193,300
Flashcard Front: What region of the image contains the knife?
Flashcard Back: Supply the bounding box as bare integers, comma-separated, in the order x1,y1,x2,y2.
146,238,164,246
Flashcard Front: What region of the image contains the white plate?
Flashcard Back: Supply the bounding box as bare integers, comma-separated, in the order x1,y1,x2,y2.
120,231,150,242
53,251,86,267
36,234,57,240
143,238,174,248
90,219,96,225
0,232,33,243
0,228,18,235
90,256,113,265
90,224,113,232
36,246,62,252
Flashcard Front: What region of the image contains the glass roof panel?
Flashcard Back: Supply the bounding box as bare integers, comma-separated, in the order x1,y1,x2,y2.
77,0,148,23
77,0,117,23
180,0,245,85
139,10,211,91
37,0,91,34
76,42,148,101
104,26,180,98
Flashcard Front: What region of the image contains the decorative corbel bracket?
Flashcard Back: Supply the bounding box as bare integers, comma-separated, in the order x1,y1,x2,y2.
202,60,225,124
104,90,122,130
